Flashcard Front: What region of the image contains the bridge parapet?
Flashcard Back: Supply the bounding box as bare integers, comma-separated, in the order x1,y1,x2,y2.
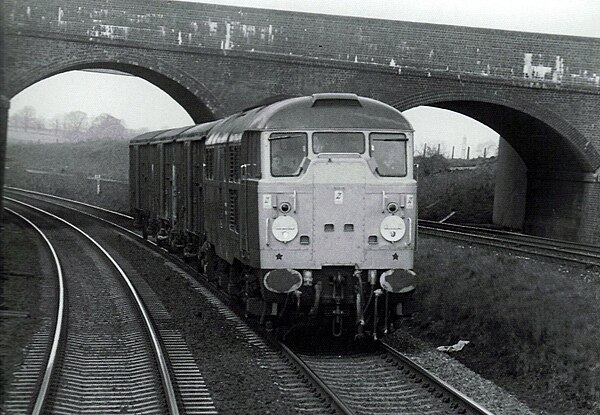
6,0,600,92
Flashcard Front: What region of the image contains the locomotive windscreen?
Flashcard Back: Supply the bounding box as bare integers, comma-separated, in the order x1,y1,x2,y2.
313,132,365,154
270,133,307,176
369,133,408,177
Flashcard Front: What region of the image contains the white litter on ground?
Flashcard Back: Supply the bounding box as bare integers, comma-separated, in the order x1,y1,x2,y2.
437,340,470,352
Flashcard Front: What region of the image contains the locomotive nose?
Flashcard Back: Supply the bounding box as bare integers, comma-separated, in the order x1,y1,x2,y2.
311,158,366,266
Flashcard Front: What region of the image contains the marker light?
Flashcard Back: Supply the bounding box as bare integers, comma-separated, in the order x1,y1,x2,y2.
380,216,406,242
279,202,292,214
272,215,298,243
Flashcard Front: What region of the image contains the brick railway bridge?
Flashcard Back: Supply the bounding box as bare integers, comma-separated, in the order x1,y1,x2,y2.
1,0,599,243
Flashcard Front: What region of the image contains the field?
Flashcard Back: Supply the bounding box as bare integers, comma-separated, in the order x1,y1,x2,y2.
4,141,599,413
5,140,129,212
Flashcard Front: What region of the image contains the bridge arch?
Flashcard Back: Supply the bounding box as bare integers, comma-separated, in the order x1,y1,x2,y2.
394,88,599,173
394,88,600,241
8,51,224,124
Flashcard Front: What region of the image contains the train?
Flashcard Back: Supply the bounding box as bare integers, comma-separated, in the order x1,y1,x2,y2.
129,93,418,339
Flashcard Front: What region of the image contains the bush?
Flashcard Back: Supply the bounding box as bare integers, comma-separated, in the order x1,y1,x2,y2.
416,154,449,177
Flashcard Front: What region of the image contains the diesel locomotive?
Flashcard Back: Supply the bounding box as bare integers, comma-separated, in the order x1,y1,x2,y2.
129,93,418,338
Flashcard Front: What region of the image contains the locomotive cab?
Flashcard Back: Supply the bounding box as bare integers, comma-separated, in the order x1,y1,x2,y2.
255,96,417,337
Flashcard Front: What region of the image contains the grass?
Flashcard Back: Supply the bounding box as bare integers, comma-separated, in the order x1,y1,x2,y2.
418,158,496,224
5,140,130,212
6,140,129,180
411,237,600,413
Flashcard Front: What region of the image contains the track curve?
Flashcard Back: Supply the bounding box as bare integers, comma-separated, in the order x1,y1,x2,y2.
5,198,179,414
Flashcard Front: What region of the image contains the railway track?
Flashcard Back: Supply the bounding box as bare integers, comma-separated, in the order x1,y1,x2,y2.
419,219,600,267
2,207,65,415
4,189,334,414
7,187,599,268
3,188,499,414
2,197,216,414
169,268,495,415
281,340,492,415
4,187,135,227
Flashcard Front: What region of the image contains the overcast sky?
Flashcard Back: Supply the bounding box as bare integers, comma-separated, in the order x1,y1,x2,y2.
188,0,600,37
10,0,600,155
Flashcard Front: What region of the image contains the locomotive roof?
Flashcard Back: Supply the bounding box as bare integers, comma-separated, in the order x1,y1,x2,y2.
206,93,413,145
245,94,413,131
130,94,413,146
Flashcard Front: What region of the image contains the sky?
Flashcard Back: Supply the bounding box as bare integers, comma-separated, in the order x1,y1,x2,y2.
186,0,600,38
9,0,600,156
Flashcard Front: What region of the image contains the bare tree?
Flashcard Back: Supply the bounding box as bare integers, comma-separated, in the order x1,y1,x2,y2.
50,115,63,136
63,111,88,141
10,106,39,131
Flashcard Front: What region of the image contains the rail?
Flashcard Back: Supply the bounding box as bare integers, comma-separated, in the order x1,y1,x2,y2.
4,207,66,415
4,186,133,219
5,189,503,414
278,342,356,415
419,220,600,267
5,197,180,415
381,341,494,415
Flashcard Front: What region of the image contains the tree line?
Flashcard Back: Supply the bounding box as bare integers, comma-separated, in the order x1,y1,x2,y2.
9,106,148,140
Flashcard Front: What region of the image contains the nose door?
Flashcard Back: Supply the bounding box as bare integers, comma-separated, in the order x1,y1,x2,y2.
312,158,366,266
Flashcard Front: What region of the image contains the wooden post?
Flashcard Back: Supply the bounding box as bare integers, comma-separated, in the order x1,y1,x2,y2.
95,174,101,194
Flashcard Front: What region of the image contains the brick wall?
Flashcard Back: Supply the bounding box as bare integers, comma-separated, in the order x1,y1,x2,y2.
525,176,600,244
5,0,600,90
